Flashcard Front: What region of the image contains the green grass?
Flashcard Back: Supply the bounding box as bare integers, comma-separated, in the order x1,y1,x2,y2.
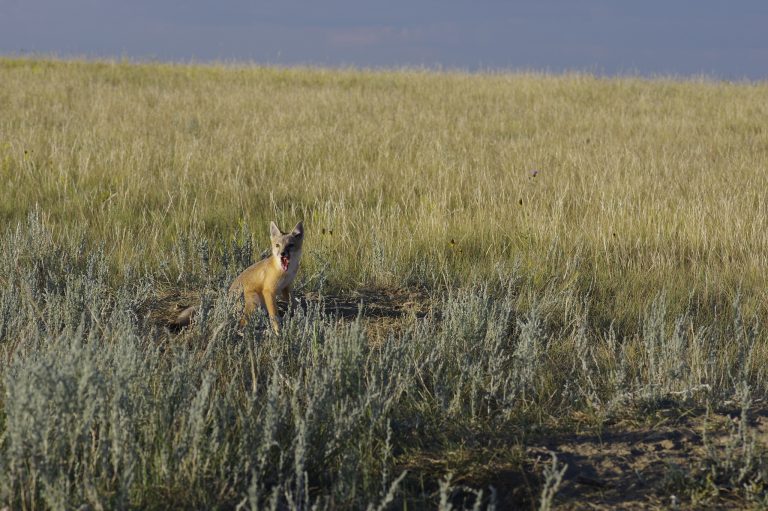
1,57,768,509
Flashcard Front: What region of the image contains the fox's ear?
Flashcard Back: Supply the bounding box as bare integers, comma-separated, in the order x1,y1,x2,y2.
269,221,282,238
292,221,304,238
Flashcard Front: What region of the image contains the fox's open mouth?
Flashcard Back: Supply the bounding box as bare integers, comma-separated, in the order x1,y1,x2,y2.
280,254,290,271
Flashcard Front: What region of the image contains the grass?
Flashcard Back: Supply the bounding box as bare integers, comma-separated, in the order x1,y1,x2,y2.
3,58,768,326
1,57,768,509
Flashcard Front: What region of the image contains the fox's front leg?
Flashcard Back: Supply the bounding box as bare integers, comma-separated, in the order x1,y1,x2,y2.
240,290,261,328
281,286,292,314
263,290,281,333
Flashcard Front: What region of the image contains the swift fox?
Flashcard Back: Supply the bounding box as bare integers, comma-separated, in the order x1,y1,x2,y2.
172,220,304,333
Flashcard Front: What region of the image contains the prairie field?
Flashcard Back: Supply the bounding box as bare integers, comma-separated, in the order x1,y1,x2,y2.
1,57,768,509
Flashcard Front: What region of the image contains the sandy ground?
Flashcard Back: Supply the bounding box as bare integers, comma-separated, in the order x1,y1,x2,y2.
527,406,768,510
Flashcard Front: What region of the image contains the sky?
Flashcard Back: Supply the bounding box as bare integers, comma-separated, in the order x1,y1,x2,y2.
1,1,767,80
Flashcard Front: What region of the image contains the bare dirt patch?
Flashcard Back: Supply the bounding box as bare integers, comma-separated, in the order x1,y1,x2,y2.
300,287,431,321
142,286,432,342
526,406,768,510
300,287,432,344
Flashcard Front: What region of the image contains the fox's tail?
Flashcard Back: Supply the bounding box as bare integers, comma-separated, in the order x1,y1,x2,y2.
170,305,197,328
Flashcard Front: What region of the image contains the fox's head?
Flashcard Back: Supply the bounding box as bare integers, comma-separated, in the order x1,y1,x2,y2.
270,221,304,272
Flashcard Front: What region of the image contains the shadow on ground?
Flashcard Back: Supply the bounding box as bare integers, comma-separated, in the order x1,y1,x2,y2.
299,287,430,320
141,286,432,338
525,405,768,510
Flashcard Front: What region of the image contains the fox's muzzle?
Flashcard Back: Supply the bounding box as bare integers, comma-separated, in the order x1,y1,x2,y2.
279,250,290,271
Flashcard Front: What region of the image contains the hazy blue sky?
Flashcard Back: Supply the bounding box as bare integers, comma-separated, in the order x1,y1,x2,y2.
1,1,766,79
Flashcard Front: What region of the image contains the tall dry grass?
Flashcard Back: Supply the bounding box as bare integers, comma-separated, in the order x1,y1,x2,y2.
2,58,767,329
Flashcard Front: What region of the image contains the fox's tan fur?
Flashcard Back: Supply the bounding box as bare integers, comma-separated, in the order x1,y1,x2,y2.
171,221,304,333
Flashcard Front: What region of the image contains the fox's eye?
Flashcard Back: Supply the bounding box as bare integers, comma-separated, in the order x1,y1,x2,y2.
275,243,280,248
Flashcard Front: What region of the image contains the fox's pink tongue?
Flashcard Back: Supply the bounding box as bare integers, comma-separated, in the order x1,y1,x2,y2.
281,256,289,271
